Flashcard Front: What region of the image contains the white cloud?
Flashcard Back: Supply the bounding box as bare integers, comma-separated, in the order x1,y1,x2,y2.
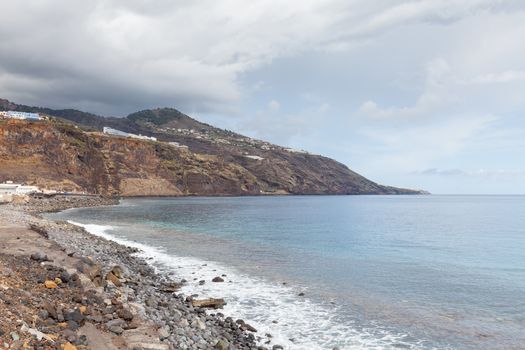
360,114,498,170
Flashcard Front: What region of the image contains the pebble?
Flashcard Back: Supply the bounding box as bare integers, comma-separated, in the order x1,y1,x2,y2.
44,280,58,289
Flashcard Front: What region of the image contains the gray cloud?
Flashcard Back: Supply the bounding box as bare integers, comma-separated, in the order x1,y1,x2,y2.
0,0,517,116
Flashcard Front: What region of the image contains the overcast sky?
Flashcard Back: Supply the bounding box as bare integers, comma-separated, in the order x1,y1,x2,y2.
1,1,525,194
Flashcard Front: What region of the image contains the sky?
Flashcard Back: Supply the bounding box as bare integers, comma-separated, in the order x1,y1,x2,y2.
1,0,525,194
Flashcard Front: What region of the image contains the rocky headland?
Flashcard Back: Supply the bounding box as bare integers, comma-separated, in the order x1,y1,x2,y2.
0,196,274,350
0,98,425,196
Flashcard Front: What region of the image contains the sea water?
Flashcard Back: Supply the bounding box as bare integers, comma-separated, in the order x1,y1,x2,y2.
47,195,525,349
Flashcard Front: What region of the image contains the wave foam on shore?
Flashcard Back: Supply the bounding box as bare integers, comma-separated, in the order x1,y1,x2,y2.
70,221,420,350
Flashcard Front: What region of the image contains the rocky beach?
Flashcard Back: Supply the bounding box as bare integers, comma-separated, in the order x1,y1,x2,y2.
0,196,270,350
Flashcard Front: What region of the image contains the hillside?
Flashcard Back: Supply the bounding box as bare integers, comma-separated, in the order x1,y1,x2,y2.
0,99,423,196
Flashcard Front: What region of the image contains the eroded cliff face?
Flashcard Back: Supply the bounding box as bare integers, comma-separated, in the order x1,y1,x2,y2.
0,120,266,195
0,117,422,196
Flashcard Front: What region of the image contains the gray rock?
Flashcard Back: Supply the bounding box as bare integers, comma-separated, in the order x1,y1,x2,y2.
108,325,124,335
158,326,170,340
30,252,48,262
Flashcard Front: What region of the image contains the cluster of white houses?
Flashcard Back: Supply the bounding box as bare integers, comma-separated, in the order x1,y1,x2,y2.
0,181,41,195
103,127,190,149
103,127,157,141
0,181,46,202
0,111,43,120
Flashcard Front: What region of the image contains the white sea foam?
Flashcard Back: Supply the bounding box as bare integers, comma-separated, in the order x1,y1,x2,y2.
70,221,421,350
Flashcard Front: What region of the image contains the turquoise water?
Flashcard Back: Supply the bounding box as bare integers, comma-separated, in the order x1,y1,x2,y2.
49,195,525,349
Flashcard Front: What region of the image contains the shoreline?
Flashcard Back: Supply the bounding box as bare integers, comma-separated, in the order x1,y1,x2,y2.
0,196,266,350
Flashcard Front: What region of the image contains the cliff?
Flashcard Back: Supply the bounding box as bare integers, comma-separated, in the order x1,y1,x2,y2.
0,99,423,196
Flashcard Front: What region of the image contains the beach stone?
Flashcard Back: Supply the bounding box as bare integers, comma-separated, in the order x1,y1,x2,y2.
108,325,124,335
272,346,284,350
106,271,122,287
60,271,71,282
64,309,84,323
37,310,49,320
44,280,58,289
106,319,126,328
63,329,77,342
117,308,134,321
191,319,206,330
159,326,170,340
43,302,58,319
242,323,257,333
212,277,224,283
215,340,229,350
66,320,80,331
111,265,124,278
30,252,48,262
145,296,157,307
64,342,77,350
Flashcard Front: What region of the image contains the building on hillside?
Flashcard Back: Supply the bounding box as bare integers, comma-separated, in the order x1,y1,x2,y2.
0,183,20,195
129,134,157,141
0,111,42,120
169,142,188,149
103,127,130,137
103,127,157,141
0,183,42,195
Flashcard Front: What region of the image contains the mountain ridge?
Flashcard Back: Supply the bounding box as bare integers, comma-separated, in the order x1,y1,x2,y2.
0,98,425,196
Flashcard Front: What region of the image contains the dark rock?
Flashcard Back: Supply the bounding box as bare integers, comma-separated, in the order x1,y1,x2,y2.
60,271,71,283
43,302,57,320
212,276,224,283
66,320,80,331
117,308,134,321
64,309,84,323
30,252,48,262
37,310,49,320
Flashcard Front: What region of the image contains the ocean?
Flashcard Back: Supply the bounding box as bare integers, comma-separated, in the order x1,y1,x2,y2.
47,195,525,349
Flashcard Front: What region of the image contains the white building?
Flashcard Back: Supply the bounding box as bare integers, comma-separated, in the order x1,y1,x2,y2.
103,127,130,137
0,111,42,120
169,142,188,149
103,127,157,141
129,134,157,141
0,184,20,195
0,183,42,195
